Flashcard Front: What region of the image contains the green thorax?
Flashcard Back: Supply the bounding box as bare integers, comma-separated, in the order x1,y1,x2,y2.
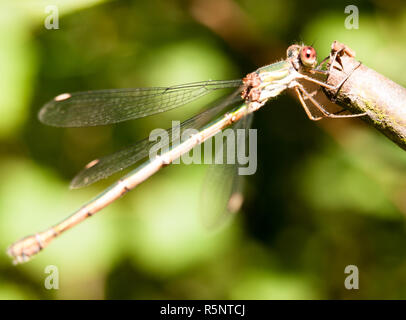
255,60,291,82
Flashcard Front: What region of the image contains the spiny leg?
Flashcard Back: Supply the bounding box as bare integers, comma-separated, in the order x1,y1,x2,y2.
316,43,353,74
309,67,329,76
314,55,329,71
312,55,332,75
302,88,321,100
328,49,342,73
332,108,347,115
328,41,357,73
312,51,343,74
296,83,367,118
299,61,361,93
312,42,355,75
302,88,353,116
297,53,365,118
293,87,323,121
294,85,334,121
294,86,355,120
301,52,363,103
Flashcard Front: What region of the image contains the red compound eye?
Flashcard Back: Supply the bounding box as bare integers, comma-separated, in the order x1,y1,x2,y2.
300,46,317,67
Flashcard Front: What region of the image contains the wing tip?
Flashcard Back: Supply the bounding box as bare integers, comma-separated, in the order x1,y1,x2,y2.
69,159,100,189
69,179,81,189
70,166,98,189
38,93,74,126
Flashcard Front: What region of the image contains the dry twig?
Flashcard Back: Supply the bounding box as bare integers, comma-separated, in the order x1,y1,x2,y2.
323,42,406,150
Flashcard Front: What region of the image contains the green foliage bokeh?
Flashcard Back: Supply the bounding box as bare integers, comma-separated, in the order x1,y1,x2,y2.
1,0,406,299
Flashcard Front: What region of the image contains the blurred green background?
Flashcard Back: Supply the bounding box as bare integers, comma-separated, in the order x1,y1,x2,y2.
1,0,406,299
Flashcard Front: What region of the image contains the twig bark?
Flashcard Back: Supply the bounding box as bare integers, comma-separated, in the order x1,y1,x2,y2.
323,45,406,150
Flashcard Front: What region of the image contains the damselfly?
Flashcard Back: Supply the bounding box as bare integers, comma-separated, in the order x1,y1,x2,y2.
7,43,366,264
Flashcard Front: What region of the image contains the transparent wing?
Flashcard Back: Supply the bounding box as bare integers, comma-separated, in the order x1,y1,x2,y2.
200,113,254,229
70,89,244,188
39,80,242,127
